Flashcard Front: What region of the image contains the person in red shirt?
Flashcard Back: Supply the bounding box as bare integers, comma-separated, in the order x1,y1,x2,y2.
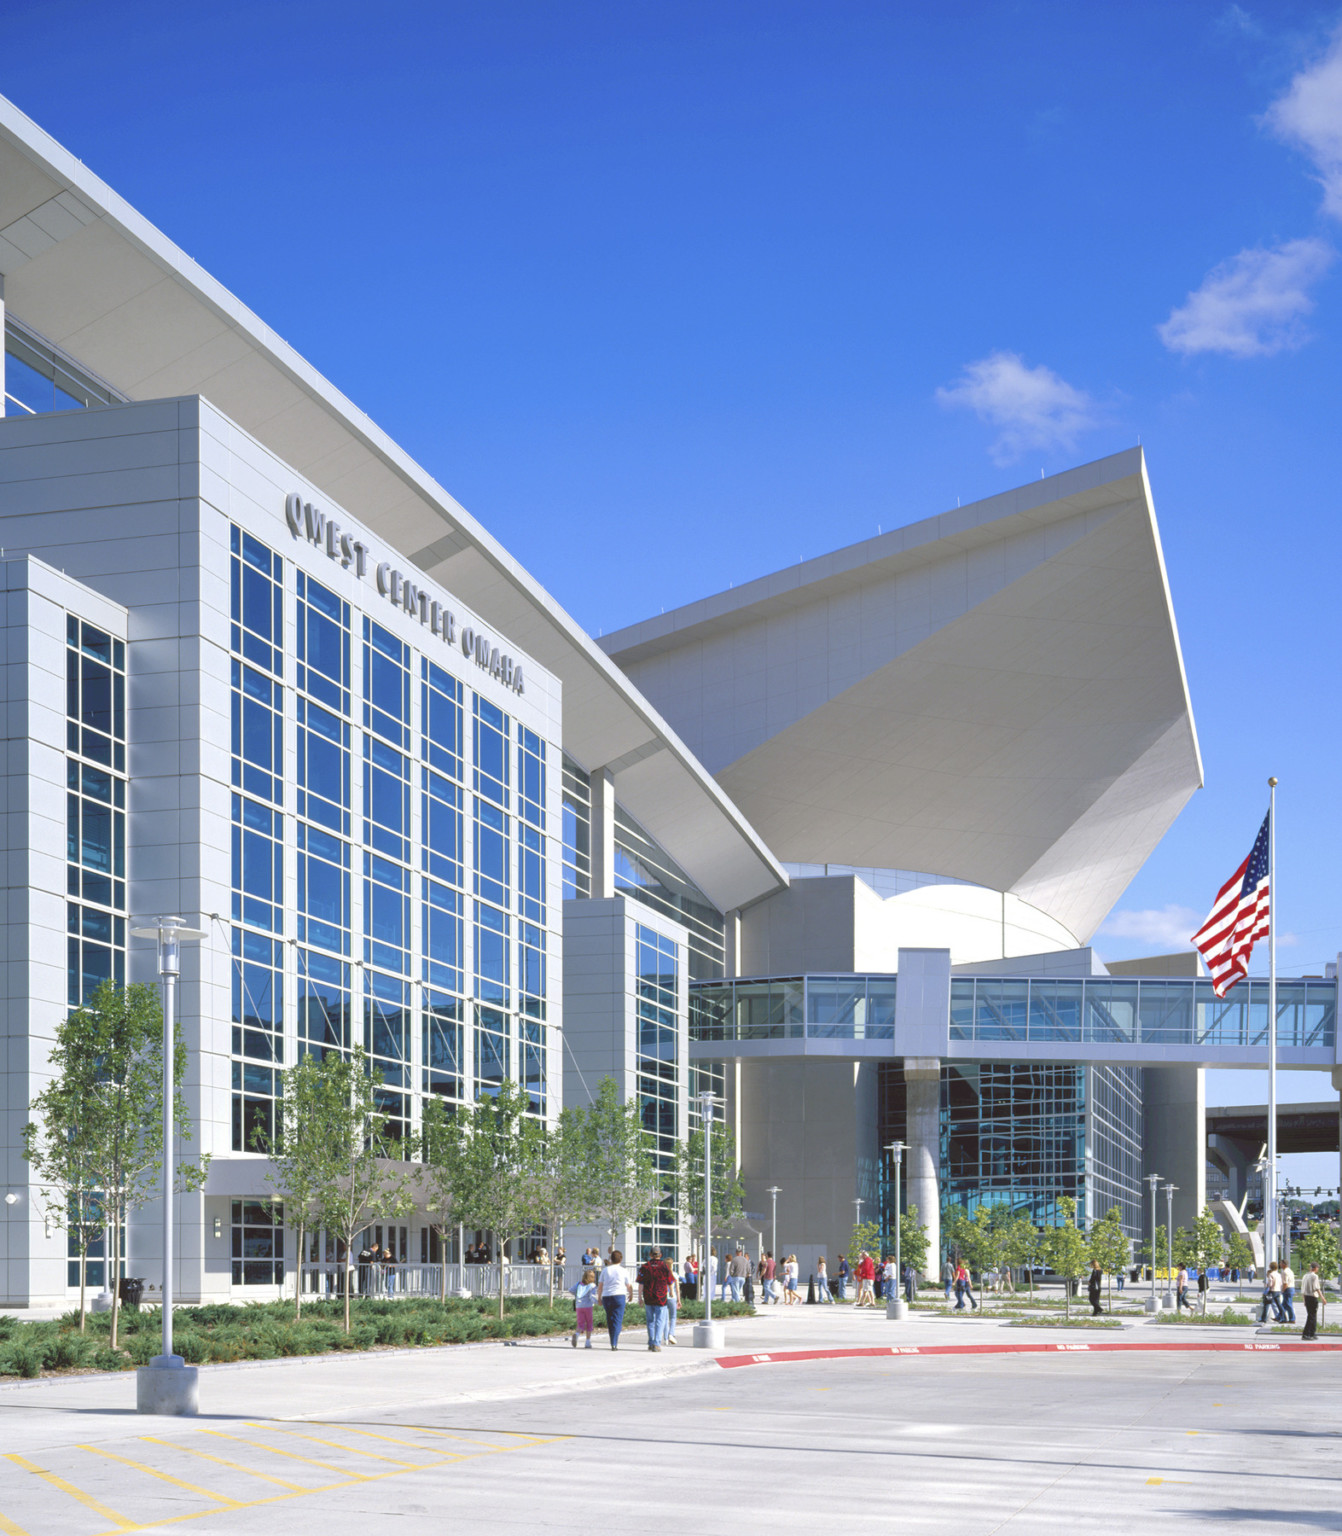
637,1247,675,1351
856,1251,877,1308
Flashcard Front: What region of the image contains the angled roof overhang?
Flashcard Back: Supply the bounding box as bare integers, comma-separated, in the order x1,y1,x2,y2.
601,450,1204,943
0,94,786,913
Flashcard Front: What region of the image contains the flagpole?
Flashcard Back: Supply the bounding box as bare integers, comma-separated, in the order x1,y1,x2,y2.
1266,776,1278,1268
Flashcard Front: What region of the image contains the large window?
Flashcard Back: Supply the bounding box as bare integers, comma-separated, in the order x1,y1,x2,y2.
4,319,123,417
232,1200,284,1286
230,530,284,1147
66,617,126,1006
635,924,681,1260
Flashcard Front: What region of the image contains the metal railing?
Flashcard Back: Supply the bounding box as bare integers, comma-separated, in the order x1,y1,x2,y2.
299,1262,571,1300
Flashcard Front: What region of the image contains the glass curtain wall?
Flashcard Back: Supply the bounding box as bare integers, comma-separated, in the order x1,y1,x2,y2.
4,318,124,417
229,525,557,1244
66,616,126,1005
635,925,680,1259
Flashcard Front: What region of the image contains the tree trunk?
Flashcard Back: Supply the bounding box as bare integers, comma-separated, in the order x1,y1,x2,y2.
498,1238,506,1321
109,1210,121,1351
78,1249,87,1333
294,1219,304,1322
440,1227,448,1305
343,1256,352,1333
1063,1278,1070,1320
1107,1272,1112,1314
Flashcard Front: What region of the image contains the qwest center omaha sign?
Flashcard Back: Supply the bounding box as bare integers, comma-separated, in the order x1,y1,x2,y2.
285,493,525,695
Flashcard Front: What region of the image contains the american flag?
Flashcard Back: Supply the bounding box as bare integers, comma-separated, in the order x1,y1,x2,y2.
1190,812,1270,997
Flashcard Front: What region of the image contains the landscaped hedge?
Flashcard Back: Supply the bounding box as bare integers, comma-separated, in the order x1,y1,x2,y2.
0,1296,753,1378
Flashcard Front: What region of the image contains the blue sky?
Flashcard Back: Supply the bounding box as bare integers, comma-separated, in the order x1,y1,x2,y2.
6,1,1342,1164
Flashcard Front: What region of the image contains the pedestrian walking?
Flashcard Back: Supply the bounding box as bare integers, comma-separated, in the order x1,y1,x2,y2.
727,1248,750,1302
902,1259,916,1305
1088,1260,1103,1316
1176,1263,1194,1312
815,1255,835,1303
856,1251,876,1307
758,1251,777,1304
636,1246,675,1351
1260,1262,1283,1323
569,1267,598,1350
1301,1262,1325,1340
953,1261,977,1311
881,1254,897,1302
682,1253,697,1301
597,1248,631,1350
942,1256,955,1302
783,1253,800,1304
836,1254,849,1300
665,1263,680,1345
1280,1260,1297,1324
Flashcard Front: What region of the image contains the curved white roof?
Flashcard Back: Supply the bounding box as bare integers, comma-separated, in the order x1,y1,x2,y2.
0,93,785,914
602,450,1203,943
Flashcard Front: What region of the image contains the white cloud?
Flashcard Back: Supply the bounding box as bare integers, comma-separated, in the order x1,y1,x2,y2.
1157,238,1334,357
1264,27,1342,219
1097,905,1204,951
933,352,1097,465
1215,4,1261,40
1098,904,1297,954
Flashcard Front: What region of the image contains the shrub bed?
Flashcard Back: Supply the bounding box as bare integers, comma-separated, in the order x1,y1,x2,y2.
1152,1309,1253,1325
0,1295,753,1379
1003,1316,1124,1329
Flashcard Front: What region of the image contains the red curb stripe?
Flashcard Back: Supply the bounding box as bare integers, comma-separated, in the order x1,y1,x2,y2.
715,1340,1340,1368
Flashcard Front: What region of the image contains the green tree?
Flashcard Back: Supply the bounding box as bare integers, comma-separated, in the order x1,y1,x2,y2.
1294,1222,1342,1286
25,981,206,1350
446,1079,547,1319
252,1051,343,1319
1040,1197,1090,1319
1001,1213,1041,1295
22,1003,112,1333
1190,1206,1226,1314
1087,1206,1131,1313
1172,1225,1198,1271
1225,1231,1255,1296
675,1119,745,1242
417,1094,462,1303
944,1206,995,1280
576,1077,663,1250
1138,1225,1168,1281
314,1047,414,1332
519,1105,592,1305
897,1205,930,1277
848,1217,883,1279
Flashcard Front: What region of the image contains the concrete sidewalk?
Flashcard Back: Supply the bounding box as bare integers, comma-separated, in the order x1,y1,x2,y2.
0,1295,1333,1448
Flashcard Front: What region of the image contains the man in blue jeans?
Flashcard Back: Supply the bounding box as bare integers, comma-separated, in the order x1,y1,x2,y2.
637,1247,675,1352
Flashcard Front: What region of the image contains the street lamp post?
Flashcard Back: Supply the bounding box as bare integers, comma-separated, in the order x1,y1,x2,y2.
885,1141,906,1321
1145,1174,1162,1313
1163,1183,1178,1308
693,1092,725,1349
130,916,205,1416
767,1185,781,1294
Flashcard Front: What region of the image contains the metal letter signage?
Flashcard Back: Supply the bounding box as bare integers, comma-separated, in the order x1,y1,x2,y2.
283,492,522,694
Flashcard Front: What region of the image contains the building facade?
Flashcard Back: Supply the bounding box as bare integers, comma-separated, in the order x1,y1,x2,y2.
5,92,1335,1311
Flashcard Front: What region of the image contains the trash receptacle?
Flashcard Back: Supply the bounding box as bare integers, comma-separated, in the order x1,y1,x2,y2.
118,1276,145,1310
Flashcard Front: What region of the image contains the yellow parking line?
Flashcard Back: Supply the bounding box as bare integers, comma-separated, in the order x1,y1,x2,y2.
197,1429,365,1479
142,1436,308,1493
306,1423,458,1459
80,1445,242,1506
6,1454,134,1530
249,1424,421,1468
390,1424,533,1451
0,1508,32,1536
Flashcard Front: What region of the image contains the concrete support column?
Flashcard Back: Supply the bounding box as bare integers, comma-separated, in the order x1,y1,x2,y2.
904,1058,940,1271
588,766,615,899
1143,1065,1205,1233
1,274,6,415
